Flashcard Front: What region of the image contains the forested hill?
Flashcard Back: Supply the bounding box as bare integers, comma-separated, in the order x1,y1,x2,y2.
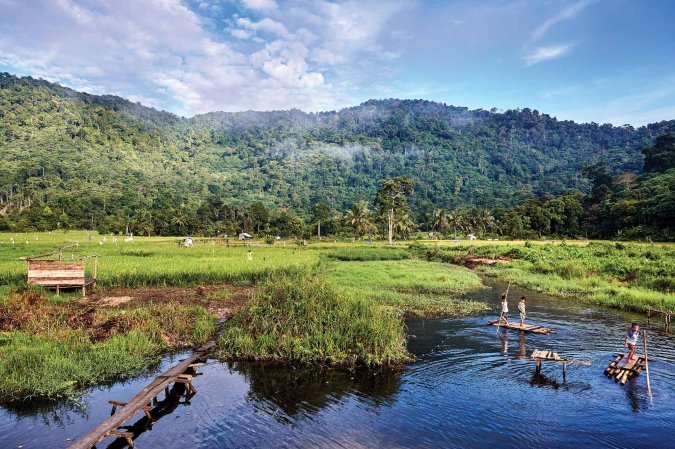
1,72,673,232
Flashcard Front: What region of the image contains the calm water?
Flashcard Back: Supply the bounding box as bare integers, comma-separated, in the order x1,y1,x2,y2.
1,279,674,449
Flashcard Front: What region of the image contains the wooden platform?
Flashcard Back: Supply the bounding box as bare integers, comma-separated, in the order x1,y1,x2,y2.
68,345,211,449
604,353,646,385
487,320,556,334
525,349,591,379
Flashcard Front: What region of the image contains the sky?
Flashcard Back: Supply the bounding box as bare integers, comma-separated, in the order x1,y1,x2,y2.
0,0,674,125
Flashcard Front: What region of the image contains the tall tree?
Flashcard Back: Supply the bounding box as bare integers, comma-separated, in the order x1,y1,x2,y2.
312,202,330,239
375,176,415,244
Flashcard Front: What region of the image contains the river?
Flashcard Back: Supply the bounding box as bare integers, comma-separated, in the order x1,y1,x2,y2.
1,279,673,448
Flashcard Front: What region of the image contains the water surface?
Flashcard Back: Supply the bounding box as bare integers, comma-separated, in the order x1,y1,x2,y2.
1,279,673,448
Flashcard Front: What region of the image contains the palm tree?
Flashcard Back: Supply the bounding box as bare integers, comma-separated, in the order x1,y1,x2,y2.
393,211,416,240
344,200,376,240
432,208,449,232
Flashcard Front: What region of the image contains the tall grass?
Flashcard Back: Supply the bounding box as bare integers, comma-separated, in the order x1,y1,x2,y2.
218,274,409,366
416,242,675,312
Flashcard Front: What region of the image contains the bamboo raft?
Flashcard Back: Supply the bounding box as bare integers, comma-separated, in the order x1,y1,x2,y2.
525,349,591,379
487,320,556,335
604,353,647,385
68,344,211,449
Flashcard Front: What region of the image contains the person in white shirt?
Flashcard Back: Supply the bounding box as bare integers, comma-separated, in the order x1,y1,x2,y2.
500,293,509,325
624,322,640,363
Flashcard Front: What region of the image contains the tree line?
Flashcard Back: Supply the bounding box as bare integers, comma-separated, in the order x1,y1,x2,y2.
2,134,672,241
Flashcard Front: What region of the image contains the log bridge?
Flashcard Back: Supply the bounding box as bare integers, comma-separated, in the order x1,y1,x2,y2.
525,349,591,380
67,343,212,449
487,320,556,335
604,353,647,385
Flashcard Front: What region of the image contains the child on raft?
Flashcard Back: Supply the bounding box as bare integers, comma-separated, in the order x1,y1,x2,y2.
624,322,640,363
518,297,526,326
500,293,509,325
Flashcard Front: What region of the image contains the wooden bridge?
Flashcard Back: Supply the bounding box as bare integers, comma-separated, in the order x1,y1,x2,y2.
68,342,212,449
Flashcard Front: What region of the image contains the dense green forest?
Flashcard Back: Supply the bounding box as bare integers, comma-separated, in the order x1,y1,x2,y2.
0,72,673,239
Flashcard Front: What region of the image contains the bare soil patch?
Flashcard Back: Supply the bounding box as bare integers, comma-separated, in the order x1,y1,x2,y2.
0,285,253,339
86,284,253,318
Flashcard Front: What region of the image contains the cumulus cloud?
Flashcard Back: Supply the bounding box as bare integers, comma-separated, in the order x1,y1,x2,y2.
524,44,574,66
0,0,408,115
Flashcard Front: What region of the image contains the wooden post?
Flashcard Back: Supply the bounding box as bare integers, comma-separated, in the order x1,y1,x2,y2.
93,255,98,289
563,362,567,382
643,330,651,395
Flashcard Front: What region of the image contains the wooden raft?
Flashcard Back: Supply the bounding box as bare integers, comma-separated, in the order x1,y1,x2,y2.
487,320,556,334
68,344,211,449
604,353,646,385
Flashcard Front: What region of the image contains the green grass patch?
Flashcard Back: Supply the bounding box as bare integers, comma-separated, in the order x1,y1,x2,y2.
0,290,217,402
218,274,409,366
326,259,487,317
415,242,675,312
326,247,411,261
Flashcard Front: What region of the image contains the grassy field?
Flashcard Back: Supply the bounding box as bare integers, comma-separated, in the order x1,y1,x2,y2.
0,232,491,400
323,250,487,317
0,231,318,287
416,241,675,312
7,232,672,401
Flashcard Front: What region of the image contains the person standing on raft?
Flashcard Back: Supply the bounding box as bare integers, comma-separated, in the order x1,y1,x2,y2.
499,293,509,325
518,296,526,326
624,322,640,363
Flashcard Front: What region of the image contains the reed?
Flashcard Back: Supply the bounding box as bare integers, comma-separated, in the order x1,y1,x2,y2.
218,274,410,366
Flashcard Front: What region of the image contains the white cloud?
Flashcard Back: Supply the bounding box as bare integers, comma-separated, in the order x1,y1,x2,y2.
241,0,278,12
531,0,593,41
0,0,408,115
524,44,574,66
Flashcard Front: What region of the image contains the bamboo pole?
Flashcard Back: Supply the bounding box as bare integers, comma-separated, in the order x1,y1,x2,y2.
643,329,651,395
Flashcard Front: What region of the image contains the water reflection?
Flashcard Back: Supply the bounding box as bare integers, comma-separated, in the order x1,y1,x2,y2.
230,361,401,420
1,278,674,449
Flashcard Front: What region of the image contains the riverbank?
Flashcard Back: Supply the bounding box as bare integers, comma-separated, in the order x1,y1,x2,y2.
0,234,490,401
415,241,675,313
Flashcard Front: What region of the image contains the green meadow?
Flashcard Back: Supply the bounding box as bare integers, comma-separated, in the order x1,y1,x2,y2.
417,241,675,312
2,232,673,401
0,232,487,400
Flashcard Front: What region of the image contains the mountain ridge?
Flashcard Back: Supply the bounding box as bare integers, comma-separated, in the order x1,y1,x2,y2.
1,72,673,234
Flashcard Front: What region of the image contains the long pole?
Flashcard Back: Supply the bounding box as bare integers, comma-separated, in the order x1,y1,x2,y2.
497,281,512,335
643,329,651,395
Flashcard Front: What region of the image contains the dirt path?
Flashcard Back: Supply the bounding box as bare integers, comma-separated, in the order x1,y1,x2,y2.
84,285,253,319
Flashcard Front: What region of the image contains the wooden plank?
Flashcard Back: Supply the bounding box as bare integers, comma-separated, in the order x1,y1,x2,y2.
487,320,555,334
28,261,85,270
29,279,86,286
29,270,86,278
68,349,209,449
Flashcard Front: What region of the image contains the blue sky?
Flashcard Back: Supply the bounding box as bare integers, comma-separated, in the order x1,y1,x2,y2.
0,0,673,125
